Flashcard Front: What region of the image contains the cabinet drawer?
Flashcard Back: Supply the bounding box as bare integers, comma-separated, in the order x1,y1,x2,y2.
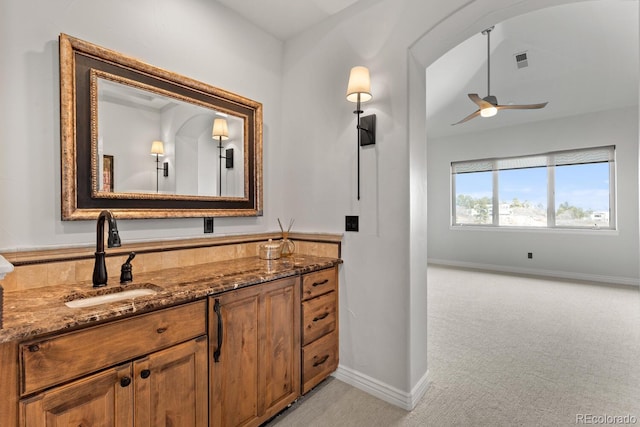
302,268,336,301
302,291,336,346
302,330,338,394
20,300,206,395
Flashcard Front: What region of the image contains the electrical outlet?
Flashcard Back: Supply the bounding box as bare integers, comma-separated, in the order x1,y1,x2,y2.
204,217,214,233
528,252,533,259
345,216,359,232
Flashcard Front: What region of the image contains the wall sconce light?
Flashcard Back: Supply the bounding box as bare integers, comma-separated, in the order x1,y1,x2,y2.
150,140,168,193
212,118,233,196
346,66,376,200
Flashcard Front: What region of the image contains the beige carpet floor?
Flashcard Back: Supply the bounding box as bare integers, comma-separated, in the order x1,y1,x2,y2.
267,265,640,426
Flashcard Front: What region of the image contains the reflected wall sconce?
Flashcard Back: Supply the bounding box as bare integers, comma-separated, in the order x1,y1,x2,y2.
346,66,376,200
212,118,233,196
150,140,168,193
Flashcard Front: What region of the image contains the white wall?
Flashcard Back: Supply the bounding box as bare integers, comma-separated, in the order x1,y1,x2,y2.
0,0,284,250
279,0,435,404
427,108,639,285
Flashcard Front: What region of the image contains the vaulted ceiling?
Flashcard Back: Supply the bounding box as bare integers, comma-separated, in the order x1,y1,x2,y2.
217,1,638,139
426,1,639,138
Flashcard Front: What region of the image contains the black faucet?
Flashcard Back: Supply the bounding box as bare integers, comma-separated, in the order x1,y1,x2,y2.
92,210,121,288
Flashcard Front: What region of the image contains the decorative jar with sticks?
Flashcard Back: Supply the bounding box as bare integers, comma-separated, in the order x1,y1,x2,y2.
278,218,296,257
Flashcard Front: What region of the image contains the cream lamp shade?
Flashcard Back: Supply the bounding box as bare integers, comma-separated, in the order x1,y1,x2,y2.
212,118,229,140
346,66,372,103
150,140,164,156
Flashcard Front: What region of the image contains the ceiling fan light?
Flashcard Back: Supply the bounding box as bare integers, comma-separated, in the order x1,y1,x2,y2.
480,106,497,118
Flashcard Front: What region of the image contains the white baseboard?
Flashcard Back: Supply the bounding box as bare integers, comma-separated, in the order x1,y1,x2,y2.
332,365,430,411
409,370,430,409
428,258,639,287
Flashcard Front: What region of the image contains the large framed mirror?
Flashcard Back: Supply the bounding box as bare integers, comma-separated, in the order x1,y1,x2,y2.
59,33,263,220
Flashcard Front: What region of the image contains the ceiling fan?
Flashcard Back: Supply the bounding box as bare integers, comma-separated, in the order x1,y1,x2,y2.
453,26,548,125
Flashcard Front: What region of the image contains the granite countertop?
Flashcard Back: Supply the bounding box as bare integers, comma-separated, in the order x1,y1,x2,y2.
0,254,341,344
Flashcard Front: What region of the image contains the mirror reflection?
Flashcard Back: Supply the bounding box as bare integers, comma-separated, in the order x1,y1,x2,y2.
95,75,245,198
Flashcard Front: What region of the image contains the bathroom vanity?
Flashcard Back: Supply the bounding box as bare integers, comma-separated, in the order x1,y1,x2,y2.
0,254,340,426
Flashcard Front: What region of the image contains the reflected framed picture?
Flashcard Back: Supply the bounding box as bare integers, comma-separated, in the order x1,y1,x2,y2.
103,155,114,192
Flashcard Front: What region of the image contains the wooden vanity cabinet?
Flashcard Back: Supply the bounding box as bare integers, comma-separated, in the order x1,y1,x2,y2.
0,263,340,426
300,267,339,394
18,300,208,427
209,276,300,427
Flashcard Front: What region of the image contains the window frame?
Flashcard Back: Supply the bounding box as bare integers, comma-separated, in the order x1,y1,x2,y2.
451,146,616,230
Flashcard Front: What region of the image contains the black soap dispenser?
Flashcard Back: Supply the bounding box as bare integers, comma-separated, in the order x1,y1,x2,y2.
120,252,136,284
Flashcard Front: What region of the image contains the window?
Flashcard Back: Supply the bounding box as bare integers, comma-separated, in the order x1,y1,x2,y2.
454,171,492,225
452,146,615,229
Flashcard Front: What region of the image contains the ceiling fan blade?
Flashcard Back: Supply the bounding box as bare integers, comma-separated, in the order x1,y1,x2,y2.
468,93,483,105
468,93,496,109
496,102,548,110
452,109,481,125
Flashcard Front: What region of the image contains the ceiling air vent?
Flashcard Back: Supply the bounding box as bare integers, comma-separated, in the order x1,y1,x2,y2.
515,52,528,69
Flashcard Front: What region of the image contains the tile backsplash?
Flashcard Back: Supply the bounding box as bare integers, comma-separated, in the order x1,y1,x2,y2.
0,233,341,292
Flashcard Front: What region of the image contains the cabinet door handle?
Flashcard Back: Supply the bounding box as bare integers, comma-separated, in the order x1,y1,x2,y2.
140,369,151,379
213,298,223,363
156,327,167,334
313,312,330,322
312,279,329,287
313,355,330,367
28,344,40,352
120,377,132,387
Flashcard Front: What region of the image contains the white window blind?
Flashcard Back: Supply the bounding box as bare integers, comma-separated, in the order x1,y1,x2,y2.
452,146,614,174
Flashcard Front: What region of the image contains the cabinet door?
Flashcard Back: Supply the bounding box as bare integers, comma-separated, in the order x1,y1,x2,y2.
260,278,300,420
210,277,300,427
133,337,208,427
210,286,261,427
20,363,133,427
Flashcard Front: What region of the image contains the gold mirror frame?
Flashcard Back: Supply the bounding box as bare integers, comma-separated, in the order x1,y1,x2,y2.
59,33,263,220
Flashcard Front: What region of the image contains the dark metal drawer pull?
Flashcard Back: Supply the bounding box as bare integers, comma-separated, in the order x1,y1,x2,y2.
313,355,330,367
313,312,330,322
28,344,40,352
156,327,167,334
312,279,329,287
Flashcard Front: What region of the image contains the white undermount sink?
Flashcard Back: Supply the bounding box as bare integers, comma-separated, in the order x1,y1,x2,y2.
65,288,157,308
